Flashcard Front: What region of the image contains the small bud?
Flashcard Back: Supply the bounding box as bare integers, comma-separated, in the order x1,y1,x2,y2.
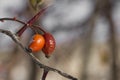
13,17,16,20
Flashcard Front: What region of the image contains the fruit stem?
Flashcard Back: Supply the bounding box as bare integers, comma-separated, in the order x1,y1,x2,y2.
32,25,47,34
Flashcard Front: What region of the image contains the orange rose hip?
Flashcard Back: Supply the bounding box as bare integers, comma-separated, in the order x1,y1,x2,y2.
29,34,45,52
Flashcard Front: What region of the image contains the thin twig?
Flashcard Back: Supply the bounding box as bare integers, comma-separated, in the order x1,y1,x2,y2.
32,25,46,33
0,18,46,33
0,18,26,25
16,6,48,36
42,69,49,80
0,29,78,80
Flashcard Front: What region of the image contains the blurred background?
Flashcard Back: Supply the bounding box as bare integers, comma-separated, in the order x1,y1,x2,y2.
0,0,120,80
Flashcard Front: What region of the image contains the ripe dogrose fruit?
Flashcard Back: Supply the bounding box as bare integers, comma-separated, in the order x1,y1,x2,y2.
42,33,56,58
29,34,45,52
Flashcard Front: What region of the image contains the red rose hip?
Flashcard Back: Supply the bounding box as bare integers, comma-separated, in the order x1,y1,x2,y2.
42,33,56,58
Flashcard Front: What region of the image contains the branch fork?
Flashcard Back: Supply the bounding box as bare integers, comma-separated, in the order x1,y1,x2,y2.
0,6,78,80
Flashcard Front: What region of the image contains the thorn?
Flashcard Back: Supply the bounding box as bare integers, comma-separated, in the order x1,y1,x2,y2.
0,20,4,22
13,17,16,20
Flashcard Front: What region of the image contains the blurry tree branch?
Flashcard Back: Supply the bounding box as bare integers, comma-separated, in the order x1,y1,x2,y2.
99,0,118,80
107,14,118,80
104,4,118,80
0,29,78,80
80,12,97,80
80,0,118,80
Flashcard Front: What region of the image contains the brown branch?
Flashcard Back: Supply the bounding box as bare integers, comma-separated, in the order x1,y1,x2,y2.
0,17,26,25
42,69,49,80
0,29,78,80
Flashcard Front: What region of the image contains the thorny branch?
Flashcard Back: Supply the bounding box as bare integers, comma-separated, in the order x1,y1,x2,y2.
0,17,46,33
0,29,78,80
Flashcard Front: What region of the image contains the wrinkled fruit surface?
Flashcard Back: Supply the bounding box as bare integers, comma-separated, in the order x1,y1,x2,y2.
42,33,56,58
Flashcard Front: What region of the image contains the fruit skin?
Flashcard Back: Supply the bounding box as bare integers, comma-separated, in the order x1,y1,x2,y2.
42,33,56,58
29,34,45,52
